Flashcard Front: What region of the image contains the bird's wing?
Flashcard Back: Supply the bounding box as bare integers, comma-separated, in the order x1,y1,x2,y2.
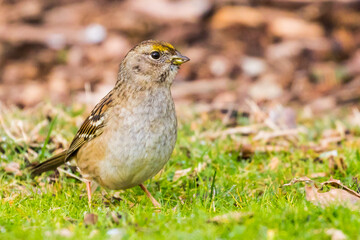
65,90,115,160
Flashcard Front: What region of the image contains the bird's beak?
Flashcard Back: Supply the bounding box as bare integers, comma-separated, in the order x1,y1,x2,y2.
171,53,190,65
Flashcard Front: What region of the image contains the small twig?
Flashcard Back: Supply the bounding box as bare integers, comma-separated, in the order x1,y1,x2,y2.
320,179,360,199
253,128,301,141
0,110,21,142
199,124,262,139
282,177,313,187
16,121,29,143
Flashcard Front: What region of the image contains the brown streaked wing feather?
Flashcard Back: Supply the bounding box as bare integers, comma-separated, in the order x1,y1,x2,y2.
65,91,114,160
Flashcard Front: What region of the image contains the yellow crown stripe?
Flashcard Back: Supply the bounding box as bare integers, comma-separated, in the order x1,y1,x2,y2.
152,42,175,52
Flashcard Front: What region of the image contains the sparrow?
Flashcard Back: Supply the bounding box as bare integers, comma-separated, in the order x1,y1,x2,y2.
31,40,190,207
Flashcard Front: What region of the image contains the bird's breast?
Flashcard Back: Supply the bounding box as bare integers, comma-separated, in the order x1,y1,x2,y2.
97,88,177,189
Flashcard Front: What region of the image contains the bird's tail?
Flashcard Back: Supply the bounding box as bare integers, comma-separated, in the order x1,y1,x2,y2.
31,150,67,176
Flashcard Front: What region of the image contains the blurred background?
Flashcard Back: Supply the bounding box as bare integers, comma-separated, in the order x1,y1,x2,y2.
0,0,359,115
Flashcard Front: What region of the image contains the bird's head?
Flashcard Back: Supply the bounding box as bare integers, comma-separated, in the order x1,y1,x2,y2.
119,40,189,86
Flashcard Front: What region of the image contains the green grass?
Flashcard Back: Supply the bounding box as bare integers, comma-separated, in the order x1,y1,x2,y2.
1,104,360,239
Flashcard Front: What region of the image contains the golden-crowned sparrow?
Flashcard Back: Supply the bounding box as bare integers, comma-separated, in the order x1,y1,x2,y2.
31,40,189,207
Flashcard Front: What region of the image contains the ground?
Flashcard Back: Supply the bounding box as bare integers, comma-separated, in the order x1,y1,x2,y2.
0,103,360,240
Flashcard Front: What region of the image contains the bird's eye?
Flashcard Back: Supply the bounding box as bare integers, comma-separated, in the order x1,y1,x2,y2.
150,51,161,59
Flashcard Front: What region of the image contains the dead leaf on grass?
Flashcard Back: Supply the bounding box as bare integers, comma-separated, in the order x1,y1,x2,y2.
325,228,347,240
173,162,207,181
208,211,253,224
173,168,192,181
84,213,98,225
3,162,22,176
305,186,360,208
269,157,280,170
283,178,360,209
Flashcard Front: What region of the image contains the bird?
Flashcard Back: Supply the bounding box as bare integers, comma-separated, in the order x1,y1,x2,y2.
31,40,189,207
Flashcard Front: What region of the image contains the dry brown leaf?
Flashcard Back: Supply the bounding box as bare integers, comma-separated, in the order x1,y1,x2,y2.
211,6,264,29
128,0,210,21
173,168,192,181
208,212,253,224
269,16,324,39
4,162,22,176
84,213,98,225
305,186,360,208
325,228,347,240
173,162,207,181
269,157,280,171
284,178,360,209
320,179,360,198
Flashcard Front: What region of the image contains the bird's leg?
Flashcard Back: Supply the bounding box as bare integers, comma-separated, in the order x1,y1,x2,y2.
139,184,161,208
86,180,92,205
